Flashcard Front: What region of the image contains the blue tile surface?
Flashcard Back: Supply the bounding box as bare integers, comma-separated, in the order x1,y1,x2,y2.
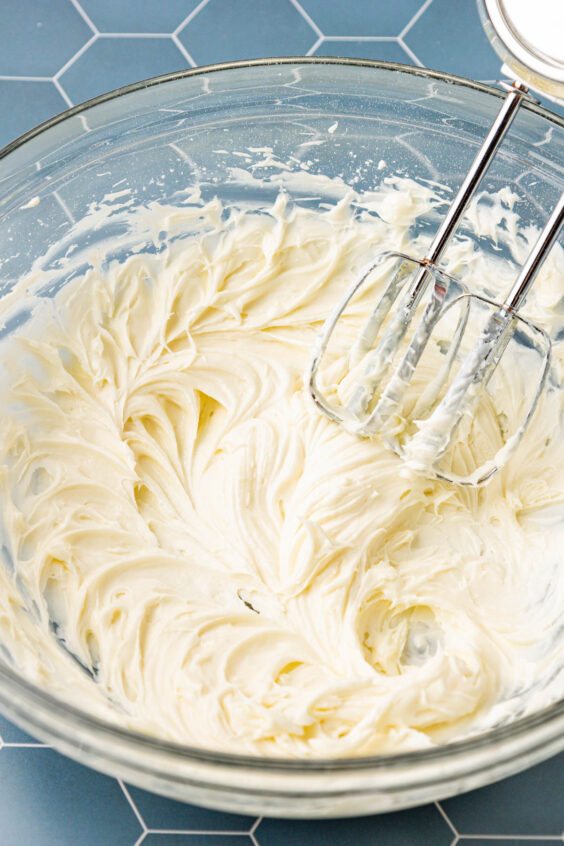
59,35,189,104
78,0,200,34
177,0,317,65
0,747,142,846
441,752,564,835
0,0,559,146
254,805,453,845
127,786,254,831
0,0,563,844
0,0,92,76
314,39,415,64
0,80,67,142
298,0,423,36
404,0,501,79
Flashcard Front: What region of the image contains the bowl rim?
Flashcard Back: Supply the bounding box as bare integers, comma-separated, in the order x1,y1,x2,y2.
0,55,563,165
1,656,563,772
0,56,563,774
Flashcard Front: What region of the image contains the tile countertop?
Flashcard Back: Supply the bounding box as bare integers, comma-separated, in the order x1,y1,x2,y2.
0,1,563,844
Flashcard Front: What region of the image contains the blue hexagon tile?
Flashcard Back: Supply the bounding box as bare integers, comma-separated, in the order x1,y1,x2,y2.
441,753,564,837
126,785,255,833
0,80,67,142
0,748,142,846
0,1,563,844
0,0,92,77
313,40,415,65
177,0,317,66
58,36,189,103
254,804,454,846
0,0,560,147
297,0,424,37
77,0,201,34
404,0,500,80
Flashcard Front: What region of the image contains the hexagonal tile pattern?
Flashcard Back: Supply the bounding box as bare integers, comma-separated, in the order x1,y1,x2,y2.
0,81,67,142
255,804,453,846
127,785,255,832
177,0,317,66
314,39,415,65
0,747,142,845
0,2,564,844
78,0,203,34
404,0,500,80
59,36,189,104
0,0,92,76
298,0,423,37
441,752,564,836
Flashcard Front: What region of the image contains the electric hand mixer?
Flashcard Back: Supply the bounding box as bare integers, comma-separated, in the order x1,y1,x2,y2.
309,0,564,486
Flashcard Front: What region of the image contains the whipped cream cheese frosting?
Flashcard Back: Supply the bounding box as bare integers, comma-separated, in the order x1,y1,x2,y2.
0,180,563,757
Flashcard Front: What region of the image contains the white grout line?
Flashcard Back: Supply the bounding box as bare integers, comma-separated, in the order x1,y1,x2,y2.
54,33,98,80
2,742,49,748
399,0,435,39
172,34,197,67
249,817,262,834
306,36,324,56
146,829,251,835
249,832,260,846
435,802,459,836
174,0,213,36
99,32,173,39
288,0,324,38
169,142,193,163
399,37,424,67
0,75,52,82
67,0,99,34
132,833,146,846
118,779,148,832
53,77,73,108
322,35,402,41
54,191,76,225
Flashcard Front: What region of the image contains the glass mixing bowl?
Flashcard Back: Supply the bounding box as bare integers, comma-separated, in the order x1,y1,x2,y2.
0,58,563,818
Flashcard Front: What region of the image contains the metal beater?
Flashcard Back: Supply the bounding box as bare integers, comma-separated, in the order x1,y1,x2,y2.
309,2,564,486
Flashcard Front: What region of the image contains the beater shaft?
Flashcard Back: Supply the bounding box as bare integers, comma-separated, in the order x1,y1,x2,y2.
349,84,532,420
403,191,564,474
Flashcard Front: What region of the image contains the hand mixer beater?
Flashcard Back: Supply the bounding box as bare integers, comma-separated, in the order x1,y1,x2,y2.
309,0,564,486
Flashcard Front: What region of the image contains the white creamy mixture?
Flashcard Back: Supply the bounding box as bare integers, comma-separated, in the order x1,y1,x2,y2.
0,180,563,757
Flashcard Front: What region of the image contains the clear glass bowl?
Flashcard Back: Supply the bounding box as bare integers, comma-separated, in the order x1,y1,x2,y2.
0,58,563,818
